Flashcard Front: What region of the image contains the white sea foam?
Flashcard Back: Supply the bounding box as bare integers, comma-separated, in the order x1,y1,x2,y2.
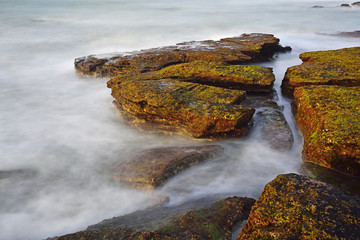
0,0,359,239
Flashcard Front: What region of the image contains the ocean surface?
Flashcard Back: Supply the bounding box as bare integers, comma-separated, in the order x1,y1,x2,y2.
0,0,359,239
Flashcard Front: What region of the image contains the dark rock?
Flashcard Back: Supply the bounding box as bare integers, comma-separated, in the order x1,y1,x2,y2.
54,196,255,240
301,162,360,199
75,33,290,77
293,85,360,176
329,30,360,38
238,173,360,239
111,79,255,139
282,47,360,96
111,145,224,189
353,1,360,6
312,5,324,8
340,3,351,7
257,108,293,151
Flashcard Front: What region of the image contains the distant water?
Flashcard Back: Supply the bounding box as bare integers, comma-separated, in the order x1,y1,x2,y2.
0,0,359,239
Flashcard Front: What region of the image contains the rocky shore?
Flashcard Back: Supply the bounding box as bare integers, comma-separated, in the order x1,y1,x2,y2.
51,33,360,239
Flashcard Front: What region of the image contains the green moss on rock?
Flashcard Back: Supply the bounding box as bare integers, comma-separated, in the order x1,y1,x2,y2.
238,173,360,240
159,197,255,239
55,197,255,240
293,85,360,176
156,61,275,92
111,79,254,139
282,47,360,96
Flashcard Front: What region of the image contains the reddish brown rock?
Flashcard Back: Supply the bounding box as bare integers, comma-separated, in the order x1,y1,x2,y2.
111,145,223,189
293,85,360,176
75,33,289,77
238,173,360,240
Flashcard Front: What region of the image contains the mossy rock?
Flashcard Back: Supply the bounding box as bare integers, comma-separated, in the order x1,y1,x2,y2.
111,145,223,190
282,47,360,96
155,61,275,93
54,197,255,240
111,79,255,139
293,85,360,176
75,33,289,77
238,173,360,240
107,61,275,93
158,197,255,239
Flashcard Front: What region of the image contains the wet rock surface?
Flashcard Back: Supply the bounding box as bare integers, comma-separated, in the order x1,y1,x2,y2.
293,85,360,176
75,33,289,77
54,196,255,240
111,78,255,139
257,108,293,151
281,47,360,96
302,162,360,199
238,173,360,240
111,145,223,189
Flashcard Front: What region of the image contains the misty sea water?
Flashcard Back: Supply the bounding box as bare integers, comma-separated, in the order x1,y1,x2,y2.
0,0,359,239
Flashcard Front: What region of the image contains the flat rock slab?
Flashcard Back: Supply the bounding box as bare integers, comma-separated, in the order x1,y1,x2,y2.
111,79,255,139
282,47,360,96
293,85,360,176
107,61,276,93
238,173,360,239
112,145,224,189
75,33,289,77
54,196,255,240
155,61,275,93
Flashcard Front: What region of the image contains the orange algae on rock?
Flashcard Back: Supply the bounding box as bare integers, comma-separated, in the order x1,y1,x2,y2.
238,173,360,240
282,47,360,96
293,85,360,176
111,79,254,139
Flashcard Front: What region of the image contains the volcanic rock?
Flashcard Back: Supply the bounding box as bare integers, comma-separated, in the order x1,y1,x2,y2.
238,173,360,239
111,78,255,139
293,85,360,176
75,33,289,77
111,145,223,189
281,47,360,96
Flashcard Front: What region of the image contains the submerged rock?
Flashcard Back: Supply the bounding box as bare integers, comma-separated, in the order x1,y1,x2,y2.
281,47,360,96
54,196,255,240
75,33,289,77
111,79,255,139
238,173,360,239
321,30,360,38
293,85,360,176
111,145,223,190
257,108,293,151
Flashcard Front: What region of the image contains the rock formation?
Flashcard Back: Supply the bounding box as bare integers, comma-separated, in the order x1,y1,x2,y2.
238,173,360,239
293,85,360,176
281,47,360,96
111,145,223,189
